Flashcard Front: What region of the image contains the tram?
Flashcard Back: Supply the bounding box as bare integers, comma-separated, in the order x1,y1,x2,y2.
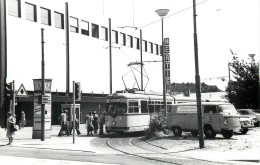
105,91,175,133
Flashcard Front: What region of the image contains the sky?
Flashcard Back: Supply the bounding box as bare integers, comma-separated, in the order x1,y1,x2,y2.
100,0,260,90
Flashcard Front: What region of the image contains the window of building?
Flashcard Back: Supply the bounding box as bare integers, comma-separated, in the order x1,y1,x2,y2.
25,2,37,22
142,40,147,52
70,16,78,33
112,30,118,44
8,0,21,17
40,7,51,26
154,44,159,55
129,101,139,113
119,33,126,46
160,45,162,55
148,42,153,53
100,26,108,41
134,37,139,50
54,12,64,29
126,35,133,48
81,20,89,36
91,23,99,39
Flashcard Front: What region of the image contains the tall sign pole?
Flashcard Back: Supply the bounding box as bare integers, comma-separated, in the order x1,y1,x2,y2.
41,28,45,141
193,0,204,148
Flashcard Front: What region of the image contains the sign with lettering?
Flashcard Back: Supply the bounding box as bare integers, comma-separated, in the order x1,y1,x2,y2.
164,38,171,94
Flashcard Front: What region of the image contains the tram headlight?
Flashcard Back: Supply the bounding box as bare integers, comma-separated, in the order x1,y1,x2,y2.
224,119,228,126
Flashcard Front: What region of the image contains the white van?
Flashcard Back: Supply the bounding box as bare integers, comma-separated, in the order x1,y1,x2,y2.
167,102,241,139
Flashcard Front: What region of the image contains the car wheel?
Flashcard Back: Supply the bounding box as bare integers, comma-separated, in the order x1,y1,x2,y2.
172,127,182,136
241,128,248,134
222,131,233,139
204,126,216,138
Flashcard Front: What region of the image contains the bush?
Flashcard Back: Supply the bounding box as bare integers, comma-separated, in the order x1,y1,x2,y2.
144,113,167,140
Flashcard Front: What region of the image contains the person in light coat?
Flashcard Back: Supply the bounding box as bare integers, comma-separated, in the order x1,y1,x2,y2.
6,112,16,146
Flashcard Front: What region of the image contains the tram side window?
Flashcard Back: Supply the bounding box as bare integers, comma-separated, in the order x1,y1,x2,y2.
129,101,139,113
155,101,161,112
148,101,154,113
141,101,148,113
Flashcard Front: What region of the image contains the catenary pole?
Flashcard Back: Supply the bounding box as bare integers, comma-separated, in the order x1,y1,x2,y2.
109,18,112,94
41,28,45,141
193,0,204,148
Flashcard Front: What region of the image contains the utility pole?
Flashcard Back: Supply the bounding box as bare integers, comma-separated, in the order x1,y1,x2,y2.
109,18,112,94
140,29,143,91
41,28,45,141
193,0,204,148
65,2,70,96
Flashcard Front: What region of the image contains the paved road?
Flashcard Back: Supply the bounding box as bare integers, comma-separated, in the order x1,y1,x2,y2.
0,126,256,165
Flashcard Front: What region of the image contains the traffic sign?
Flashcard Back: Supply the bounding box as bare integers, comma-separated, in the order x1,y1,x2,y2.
16,83,28,97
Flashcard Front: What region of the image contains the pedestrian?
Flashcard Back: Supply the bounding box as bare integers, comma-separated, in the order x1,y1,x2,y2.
20,111,26,129
58,110,70,136
99,111,106,135
92,111,99,134
6,112,16,146
85,112,94,135
70,112,81,135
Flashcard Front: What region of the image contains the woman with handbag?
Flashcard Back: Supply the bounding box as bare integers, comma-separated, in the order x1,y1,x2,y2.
6,112,16,146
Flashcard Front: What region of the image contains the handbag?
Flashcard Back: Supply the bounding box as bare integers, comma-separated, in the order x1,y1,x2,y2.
10,124,17,132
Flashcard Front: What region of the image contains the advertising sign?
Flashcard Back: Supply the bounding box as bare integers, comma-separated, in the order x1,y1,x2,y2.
33,93,52,138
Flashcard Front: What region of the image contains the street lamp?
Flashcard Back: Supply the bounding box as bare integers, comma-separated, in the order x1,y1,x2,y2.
155,9,169,115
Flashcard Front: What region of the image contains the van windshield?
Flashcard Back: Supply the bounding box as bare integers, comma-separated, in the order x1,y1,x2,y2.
218,104,239,115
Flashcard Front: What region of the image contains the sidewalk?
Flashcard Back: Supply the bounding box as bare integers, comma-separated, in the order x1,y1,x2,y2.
0,124,100,153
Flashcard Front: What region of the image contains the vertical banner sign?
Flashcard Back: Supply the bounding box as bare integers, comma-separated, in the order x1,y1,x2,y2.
164,38,171,94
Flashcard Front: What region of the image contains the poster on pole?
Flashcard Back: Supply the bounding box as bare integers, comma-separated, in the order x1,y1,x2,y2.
33,93,51,132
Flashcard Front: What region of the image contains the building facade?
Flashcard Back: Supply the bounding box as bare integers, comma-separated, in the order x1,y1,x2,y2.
0,0,166,126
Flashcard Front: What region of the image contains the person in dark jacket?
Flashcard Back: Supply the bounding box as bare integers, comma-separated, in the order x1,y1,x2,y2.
92,111,99,134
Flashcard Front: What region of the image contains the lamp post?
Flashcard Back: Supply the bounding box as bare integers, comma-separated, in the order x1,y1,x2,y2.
155,9,169,115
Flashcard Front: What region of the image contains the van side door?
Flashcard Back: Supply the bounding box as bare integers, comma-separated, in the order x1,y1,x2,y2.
204,106,221,131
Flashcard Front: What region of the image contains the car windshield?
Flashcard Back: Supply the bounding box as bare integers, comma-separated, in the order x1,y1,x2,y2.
106,103,127,116
218,104,239,115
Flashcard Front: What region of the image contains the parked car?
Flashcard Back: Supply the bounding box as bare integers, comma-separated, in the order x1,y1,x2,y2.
238,117,254,134
237,109,260,127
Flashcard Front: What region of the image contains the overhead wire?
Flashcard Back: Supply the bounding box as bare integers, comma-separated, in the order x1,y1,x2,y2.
140,0,209,29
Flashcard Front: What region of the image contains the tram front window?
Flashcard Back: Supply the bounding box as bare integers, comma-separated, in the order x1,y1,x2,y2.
107,103,127,116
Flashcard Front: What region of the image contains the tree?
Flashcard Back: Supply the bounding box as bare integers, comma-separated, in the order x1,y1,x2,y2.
226,55,259,109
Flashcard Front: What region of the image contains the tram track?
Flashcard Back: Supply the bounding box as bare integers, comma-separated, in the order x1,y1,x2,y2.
94,135,228,165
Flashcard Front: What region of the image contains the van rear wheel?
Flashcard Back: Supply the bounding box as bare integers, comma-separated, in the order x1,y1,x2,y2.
204,126,216,138
172,127,182,136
